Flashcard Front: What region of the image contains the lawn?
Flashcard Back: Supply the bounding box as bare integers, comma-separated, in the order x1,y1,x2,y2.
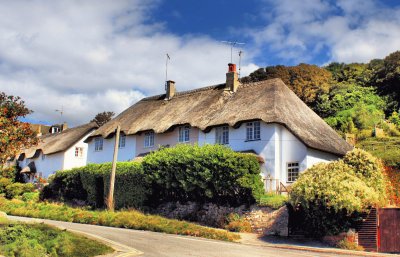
0,215,113,257
356,137,400,167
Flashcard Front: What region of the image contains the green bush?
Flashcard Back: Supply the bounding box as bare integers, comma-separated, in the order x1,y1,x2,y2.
289,149,387,237
21,192,39,202
41,162,150,210
0,178,12,194
142,144,264,206
4,183,35,199
336,238,364,251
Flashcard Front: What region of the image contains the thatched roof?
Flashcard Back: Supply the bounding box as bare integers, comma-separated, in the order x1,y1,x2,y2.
88,79,352,156
19,122,98,159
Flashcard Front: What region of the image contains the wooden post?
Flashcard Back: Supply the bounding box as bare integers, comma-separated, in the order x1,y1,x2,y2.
107,125,120,211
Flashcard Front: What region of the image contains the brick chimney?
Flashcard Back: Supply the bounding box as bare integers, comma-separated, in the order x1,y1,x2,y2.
62,122,68,131
225,63,239,92
165,80,176,100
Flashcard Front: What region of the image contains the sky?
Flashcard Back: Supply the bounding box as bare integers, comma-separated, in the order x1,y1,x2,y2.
0,0,399,126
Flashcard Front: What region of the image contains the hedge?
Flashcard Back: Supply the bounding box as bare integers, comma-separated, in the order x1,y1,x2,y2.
42,144,264,209
41,162,149,210
142,144,264,206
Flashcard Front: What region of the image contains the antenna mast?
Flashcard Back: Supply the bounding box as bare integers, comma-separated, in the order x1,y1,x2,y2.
221,41,245,63
55,106,64,122
165,53,170,90
238,50,243,78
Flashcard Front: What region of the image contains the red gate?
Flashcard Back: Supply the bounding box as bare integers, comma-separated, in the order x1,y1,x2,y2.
378,208,400,253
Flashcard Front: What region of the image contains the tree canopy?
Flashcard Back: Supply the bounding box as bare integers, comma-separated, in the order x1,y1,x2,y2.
0,92,38,165
90,111,115,127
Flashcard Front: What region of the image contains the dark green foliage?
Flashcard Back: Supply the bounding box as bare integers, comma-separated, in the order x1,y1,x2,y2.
370,51,400,114
142,144,264,206
41,162,149,210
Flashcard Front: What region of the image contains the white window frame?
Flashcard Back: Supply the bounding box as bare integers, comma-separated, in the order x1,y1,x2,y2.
144,131,155,148
287,162,300,183
51,127,60,134
118,135,126,148
246,121,261,141
215,126,229,145
94,137,103,152
178,125,190,143
75,147,84,157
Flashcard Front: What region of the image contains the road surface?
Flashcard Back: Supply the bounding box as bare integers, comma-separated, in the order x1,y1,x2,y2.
8,215,371,257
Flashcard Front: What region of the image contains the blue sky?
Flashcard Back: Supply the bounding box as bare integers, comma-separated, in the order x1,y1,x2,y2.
1,0,400,125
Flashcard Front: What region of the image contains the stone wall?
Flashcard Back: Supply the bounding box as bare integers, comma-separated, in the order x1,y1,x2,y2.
153,202,289,236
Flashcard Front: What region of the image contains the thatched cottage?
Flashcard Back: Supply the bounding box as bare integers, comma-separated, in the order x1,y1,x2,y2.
17,122,98,179
85,64,352,187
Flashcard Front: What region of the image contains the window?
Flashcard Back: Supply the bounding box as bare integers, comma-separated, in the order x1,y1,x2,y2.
51,127,60,134
94,137,103,151
178,125,190,142
41,154,46,161
215,126,229,145
246,121,261,141
118,135,126,148
75,147,83,157
287,162,300,183
144,132,154,148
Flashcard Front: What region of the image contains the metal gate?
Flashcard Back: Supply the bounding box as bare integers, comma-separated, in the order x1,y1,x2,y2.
379,208,400,253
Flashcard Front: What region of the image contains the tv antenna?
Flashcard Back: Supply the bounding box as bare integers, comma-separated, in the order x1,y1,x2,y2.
55,105,64,121
238,50,243,78
221,41,245,63
165,53,171,90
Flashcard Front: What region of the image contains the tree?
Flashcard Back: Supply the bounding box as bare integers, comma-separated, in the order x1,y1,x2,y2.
315,84,386,132
0,92,38,165
370,51,400,114
242,64,332,106
91,111,115,127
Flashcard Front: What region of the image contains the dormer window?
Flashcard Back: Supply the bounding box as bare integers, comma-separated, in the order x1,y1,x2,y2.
119,135,126,148
95,137,103,151
51,127,60,134
246,121,261,141
144,132,154,148
178,125,190,142
216,126,229,145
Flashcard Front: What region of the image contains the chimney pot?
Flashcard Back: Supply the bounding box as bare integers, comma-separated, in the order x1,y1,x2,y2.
228,63,236,73
165,80,176,100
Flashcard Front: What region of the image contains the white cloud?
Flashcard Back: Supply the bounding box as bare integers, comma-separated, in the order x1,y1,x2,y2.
0,0,253,126
251,0,400,64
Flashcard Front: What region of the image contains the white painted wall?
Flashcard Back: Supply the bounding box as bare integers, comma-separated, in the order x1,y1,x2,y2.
87,135,136,164
63,132,92,170
18,131,95,178
86,121,341,187
19,152,64,178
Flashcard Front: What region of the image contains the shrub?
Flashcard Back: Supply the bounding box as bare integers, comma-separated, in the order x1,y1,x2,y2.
336,238,364,251
21,192,39,202
225,213,252,232
142,144,264,206
0,178,12,194
4,183,35,199
41,162,150,210
289,149,387,237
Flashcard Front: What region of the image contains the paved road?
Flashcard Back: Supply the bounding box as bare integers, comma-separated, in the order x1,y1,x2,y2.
8,216,368,257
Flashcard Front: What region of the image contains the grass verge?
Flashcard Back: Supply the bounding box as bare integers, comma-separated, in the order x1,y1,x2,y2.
258,193,288,209
0,197,240,242
0,216,113,257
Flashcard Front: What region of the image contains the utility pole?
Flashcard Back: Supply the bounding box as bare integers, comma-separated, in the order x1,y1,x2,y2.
107,125,120,211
